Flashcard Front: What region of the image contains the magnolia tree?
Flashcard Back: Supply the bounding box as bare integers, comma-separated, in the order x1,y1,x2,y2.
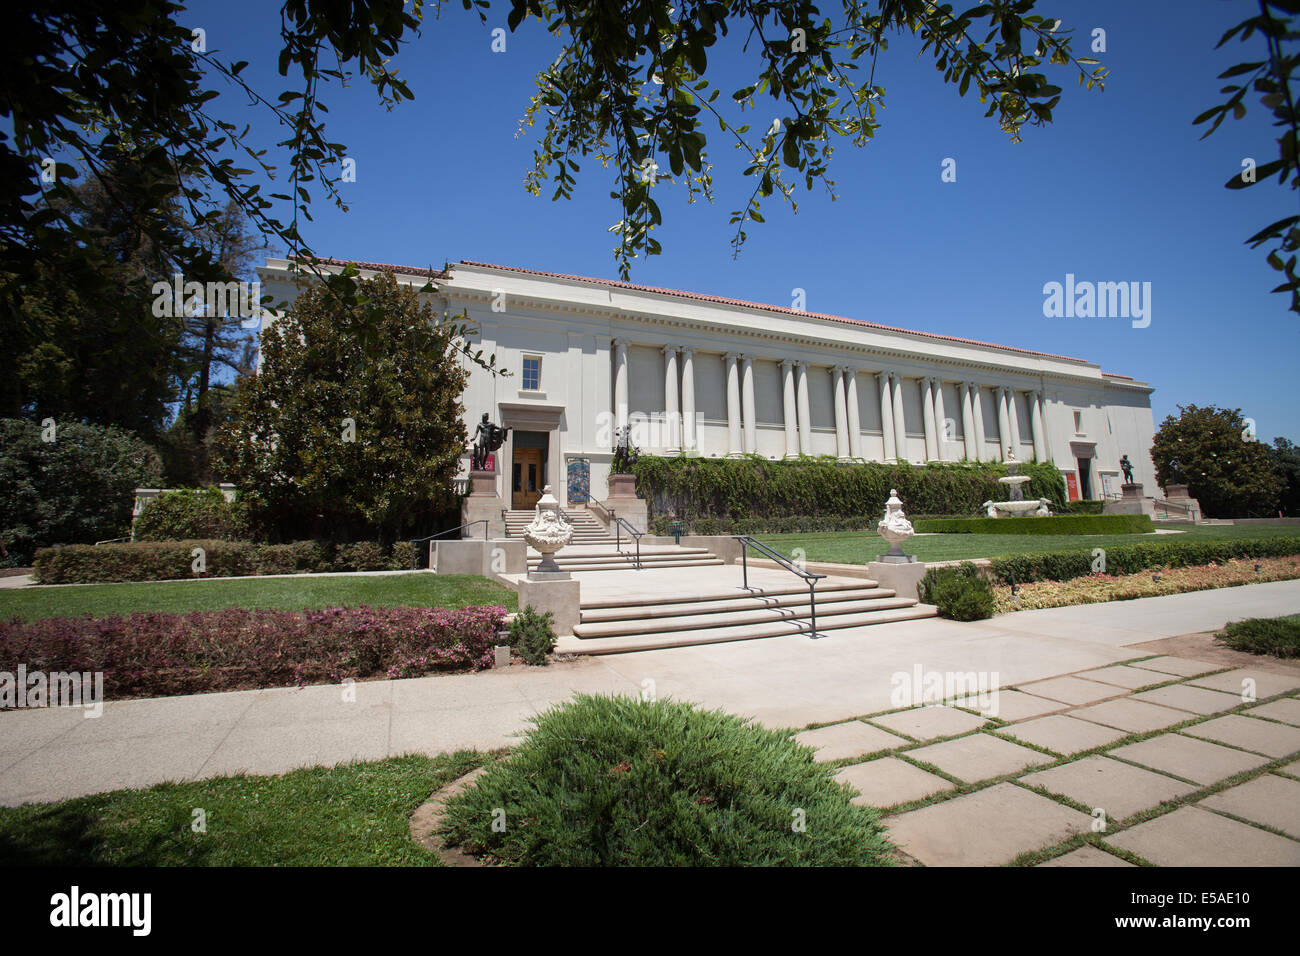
1150,404,1283,518
218,270,472,543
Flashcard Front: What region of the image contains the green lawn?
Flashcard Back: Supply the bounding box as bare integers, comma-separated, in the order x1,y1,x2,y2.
0,752,485,866
763,522,1300,565
0,573,517,622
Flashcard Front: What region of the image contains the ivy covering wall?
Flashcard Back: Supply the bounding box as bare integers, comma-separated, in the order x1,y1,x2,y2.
630,455,1067,524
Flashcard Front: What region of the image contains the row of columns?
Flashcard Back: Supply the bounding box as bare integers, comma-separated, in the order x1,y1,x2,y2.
616,339,1051,463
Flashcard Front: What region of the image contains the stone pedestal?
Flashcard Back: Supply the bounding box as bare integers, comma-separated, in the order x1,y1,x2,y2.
1165,483,1191,499
461,495,506,538
1121,482,1144,499
516,576,581,636
468,469,497,496
868,560,928,603
604,474,648,533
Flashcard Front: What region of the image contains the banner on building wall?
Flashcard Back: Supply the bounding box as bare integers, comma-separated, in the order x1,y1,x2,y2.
567,459,590,505
1064,472,1080,502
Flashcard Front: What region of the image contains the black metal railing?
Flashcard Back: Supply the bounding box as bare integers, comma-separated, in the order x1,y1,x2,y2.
733,535,827,637
1154,498,1192,520
610,515,643,569
410,520,488,569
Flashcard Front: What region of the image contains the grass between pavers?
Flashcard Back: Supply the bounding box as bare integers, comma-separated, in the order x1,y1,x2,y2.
1216,614,1300,659
0,573,517,622
762,522,1300,565
0,750,487,866
794,660,1300,865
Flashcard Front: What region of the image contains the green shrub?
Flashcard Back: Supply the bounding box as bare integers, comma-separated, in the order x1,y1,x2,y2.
1061,499,1106,515
913,515,1154,535
631,455,1066,526
1215,615,1300,658
990,536,1300,585
508,606,557,665
917,562,997,620
32,538,413,584
439,694,894,866
132,487,250,542
0,418,163,565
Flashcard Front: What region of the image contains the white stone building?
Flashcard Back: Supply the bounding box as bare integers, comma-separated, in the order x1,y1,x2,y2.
258,257,1159,511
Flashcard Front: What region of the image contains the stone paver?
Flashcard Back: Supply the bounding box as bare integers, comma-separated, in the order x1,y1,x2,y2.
1068,698,1190,734
1015,676,1130,706
1198,774,1300,838
794,721,909,762
886,782,1092,866
834,757,953,807
869,705,989,741
1109,733,1269,786
1075,665,1171,691
1245,697,1300,727
1128,656,1221,678
1131,683,1245,716
906,732,1053,783
997,714,1128,755
1275,758,1300,778
1020,755,1195,820
1107,806,1300,866
1038,845,1135,867
950,689,1067,722
1181,714,1300,758
1189,668,1300,700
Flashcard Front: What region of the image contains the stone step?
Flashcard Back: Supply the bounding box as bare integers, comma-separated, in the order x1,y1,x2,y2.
572,594,912,639
534,558,726,572
556,604,939,654
578,585,892,623
577,579,875,610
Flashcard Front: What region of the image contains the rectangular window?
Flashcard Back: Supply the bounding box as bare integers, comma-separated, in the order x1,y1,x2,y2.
522,355,541,391
1073,410,1083,434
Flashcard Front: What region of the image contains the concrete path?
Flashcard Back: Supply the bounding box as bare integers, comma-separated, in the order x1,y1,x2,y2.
3,579,1300,823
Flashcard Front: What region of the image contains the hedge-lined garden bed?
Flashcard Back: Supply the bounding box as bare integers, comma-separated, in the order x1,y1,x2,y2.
631,455,1066,524
0,604,508,701
914,515,1154,535
993,557,1300,613
989,536,1300,584
33,539,417,584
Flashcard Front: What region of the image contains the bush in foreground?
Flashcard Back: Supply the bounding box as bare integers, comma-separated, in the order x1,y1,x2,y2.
0,604,507,701
439,694,894,866
1216,614,1300,659
917,562,996,620
508,606,556,665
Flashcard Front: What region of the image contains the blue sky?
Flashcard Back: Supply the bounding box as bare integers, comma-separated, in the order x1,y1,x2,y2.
188,0,1298,440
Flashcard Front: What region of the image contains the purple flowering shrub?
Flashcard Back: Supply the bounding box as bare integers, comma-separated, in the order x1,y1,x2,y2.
0,604,506,701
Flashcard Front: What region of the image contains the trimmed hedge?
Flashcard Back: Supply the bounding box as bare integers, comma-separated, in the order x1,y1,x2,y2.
132,487,249,542
917,562,996,620
1060,500,1106,515
0,604,507,700
33,539,418,584
914,515,1154,535
989,536,1300,584
631,455,1067,524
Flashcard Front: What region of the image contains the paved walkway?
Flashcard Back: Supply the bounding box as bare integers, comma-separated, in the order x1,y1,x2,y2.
3,580,1300,865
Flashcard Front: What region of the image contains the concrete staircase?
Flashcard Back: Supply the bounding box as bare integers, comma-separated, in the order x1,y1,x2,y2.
504,508,614,545
560,579,937,654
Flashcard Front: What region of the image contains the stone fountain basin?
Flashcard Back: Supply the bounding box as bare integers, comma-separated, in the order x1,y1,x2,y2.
998,475,1033,486
988,499,1045,516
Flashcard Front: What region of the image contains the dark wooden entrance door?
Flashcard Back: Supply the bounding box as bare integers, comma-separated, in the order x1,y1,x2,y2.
512,448,544,509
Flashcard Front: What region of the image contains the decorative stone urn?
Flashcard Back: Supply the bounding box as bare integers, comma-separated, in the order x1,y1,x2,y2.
522,485,573,574
876,489,917,564
983,497,1052,517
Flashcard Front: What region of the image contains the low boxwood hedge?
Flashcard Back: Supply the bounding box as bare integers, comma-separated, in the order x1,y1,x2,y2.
914,515,1155,535
33,539,418,584
990,536,1300,584
132,487,250,542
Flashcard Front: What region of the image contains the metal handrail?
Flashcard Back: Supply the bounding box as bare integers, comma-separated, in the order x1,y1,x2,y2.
501,508,509,536
410,521,488,570
1154,498,1192,518
94,537,131,546
610,515,643,569
732,535,827,637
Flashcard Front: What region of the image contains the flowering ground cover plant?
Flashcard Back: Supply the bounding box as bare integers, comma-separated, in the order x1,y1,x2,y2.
0,604,507,702
993,557,1300,613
